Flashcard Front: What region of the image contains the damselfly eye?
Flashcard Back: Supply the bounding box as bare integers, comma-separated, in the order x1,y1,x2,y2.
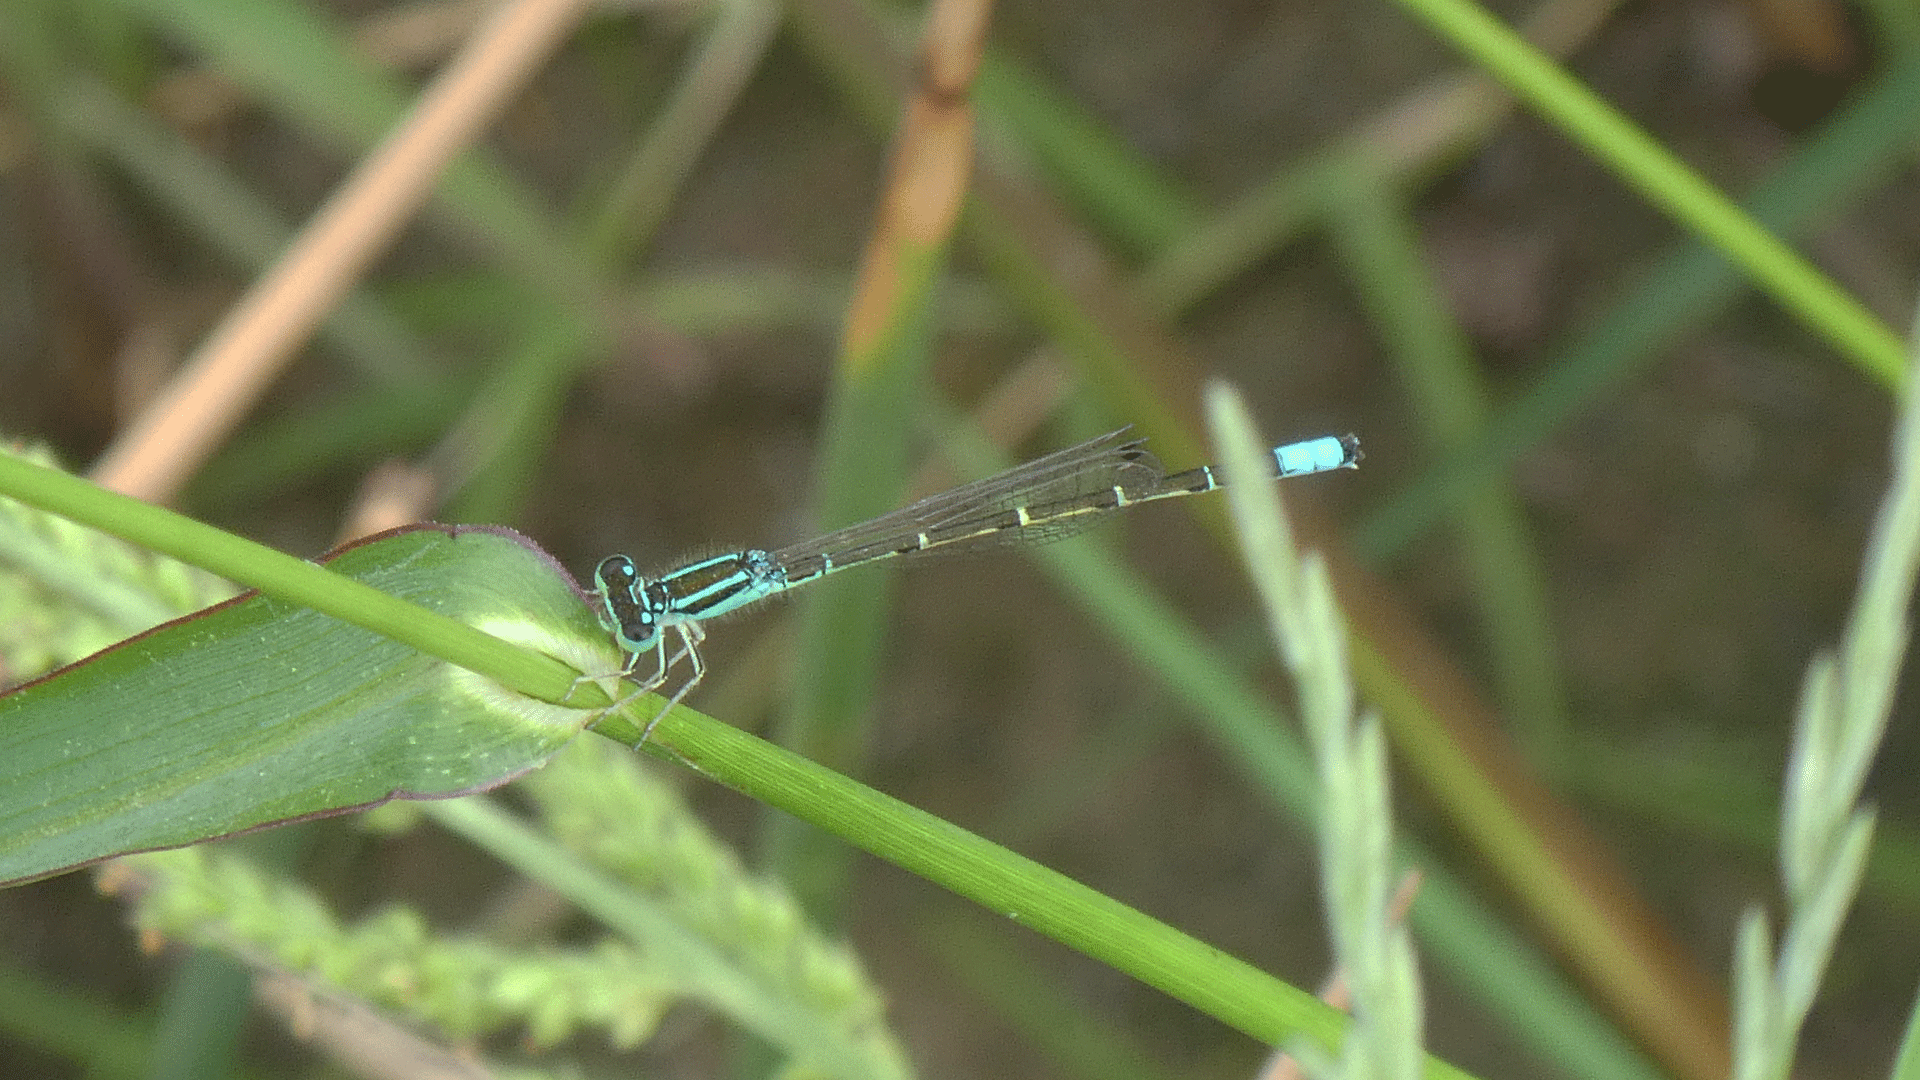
595,555,637,590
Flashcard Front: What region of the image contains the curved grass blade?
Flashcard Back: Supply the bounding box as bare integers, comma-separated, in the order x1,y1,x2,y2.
0,524,612,885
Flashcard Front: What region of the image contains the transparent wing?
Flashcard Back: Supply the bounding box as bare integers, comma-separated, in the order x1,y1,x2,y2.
771,427,1166,567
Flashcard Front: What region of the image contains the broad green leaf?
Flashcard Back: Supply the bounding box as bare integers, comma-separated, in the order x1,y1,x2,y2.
0,525,613,885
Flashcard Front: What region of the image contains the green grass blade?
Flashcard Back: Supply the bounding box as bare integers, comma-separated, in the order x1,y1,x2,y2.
613,704,1390,1068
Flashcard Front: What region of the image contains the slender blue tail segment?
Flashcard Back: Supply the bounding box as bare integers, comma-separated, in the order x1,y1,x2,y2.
1276,434,1357,476
588,426,1359,741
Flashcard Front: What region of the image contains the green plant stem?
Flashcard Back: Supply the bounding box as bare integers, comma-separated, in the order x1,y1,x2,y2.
607,703,1470,1078
0,452,587,706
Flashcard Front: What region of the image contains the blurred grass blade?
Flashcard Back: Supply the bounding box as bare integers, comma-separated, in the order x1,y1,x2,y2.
1892,989,1920,1080
973,51,1200,256
1321,170,1570,770
1356,50,1920,562
1390,0,1905,389
0,525,610,885
766,0,990,915
108,0,591,295
54,77,432,386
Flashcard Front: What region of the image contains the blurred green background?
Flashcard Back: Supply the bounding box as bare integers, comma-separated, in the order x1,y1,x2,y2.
1,0,1916,1077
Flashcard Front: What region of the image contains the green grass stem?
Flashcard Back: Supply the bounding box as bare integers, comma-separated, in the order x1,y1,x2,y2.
0,451,589,707
608,704,1434,1069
